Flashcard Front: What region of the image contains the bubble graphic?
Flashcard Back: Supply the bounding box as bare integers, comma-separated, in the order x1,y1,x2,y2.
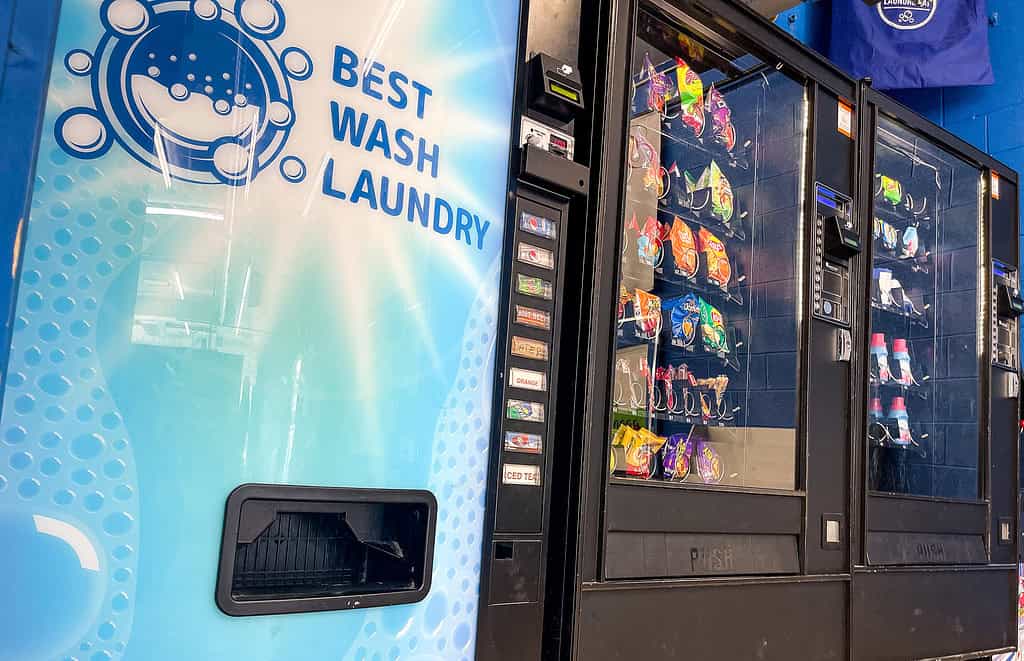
84,492,105,512
112,593,129,612
18,478,41,499
65,50,93,76
282,47,313,80
71,433,105,461
213,99,231,115
105,0,150,35
103,512,134,536
40,457,61,476
193,0,220,20
238,0,284,38
10,452,32,470
167,82,190,102
54,489,75,505
56,110,111,159
147,66,160,77
213,141,250,180
268,101,293,127
279,156,306,183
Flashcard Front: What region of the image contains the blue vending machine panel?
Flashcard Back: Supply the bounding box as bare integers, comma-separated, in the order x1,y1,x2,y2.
0,1,521,659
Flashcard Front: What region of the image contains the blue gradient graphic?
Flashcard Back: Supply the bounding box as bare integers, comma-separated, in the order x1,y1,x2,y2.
0,1,520,659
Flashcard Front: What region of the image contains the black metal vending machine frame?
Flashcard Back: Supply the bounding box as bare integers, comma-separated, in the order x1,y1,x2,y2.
851,84,1021,661
555,0,863,657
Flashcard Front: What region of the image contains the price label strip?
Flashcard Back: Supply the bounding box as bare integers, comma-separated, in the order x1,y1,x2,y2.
515,305,551,330
507,398,545,423
502,463,542,486
517,274,553,300
510,367,547,392
519,211,558,240
511,336,549,361
518,242,555,270
504,431,542,454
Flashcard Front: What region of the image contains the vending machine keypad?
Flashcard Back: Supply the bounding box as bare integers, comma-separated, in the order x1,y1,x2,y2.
813,184,855,327
992,259,1020,370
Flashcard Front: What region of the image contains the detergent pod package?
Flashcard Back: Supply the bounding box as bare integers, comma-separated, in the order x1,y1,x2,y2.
892,338,917,386
878,175,903,206
699,297,729,355
900,225,920,259
705,85,737,153
668,216,699,278
869,332,891,383
697,227,731,289
669,293,701,349
674,57,705,138
634,289,662,340
879,220,899,252
661,432,693,481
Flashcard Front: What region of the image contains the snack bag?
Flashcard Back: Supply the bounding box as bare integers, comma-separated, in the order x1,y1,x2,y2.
669,293,701,349
674,57,705,138
668,216,699,278
634,289,662,339
642,52,672,114
695,439,724,484
698,227,731,288
699,297,729,354
686,162,735,225
879,175,903,205
625,426,667,479
630,213,663,267
705,85,737,152
661,432,692,481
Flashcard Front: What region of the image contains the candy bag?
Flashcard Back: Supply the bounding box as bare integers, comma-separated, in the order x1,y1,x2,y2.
674,57,705,138
705,85,737,152
695,438,724,484
698,227,731,288
624,426,667,479
634,289,662,339
661,432,692,481
668,216,699,278
699,297,729,354
669,293,701,349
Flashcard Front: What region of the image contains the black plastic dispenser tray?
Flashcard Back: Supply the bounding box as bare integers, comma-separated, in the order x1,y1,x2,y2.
216,484,437,616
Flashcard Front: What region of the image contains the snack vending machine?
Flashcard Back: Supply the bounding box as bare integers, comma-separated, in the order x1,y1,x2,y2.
553,0,863,657
851,85,1022,661
0,1,585,659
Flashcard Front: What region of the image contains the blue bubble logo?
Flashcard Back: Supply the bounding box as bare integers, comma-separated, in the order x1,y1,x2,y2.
56,0,309,186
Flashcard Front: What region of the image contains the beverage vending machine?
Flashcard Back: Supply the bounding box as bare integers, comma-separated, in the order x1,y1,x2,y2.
850,84,1022,661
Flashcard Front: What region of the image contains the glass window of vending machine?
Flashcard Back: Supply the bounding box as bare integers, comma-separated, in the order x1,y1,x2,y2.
852,86,1021,661
560,0,859,658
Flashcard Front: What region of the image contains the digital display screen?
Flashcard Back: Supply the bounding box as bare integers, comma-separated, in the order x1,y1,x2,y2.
549,81,580,103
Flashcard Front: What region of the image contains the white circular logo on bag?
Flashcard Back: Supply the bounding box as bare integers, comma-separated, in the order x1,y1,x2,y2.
878,0,937,30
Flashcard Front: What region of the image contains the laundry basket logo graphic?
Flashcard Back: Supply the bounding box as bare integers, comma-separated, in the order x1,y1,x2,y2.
56,0,311,186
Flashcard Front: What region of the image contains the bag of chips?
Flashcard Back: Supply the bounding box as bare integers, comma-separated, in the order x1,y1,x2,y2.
642,52,672,115
878,175,903,206
634,289,662,339
661,432,692,481
675,57,705,138
698,227,731,289
668,216,699,278
669,293,701,349
705,85,737,153
685,161,735,225
699,297,729,354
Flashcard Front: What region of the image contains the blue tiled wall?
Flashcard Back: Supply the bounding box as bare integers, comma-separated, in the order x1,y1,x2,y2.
777,0,1024,268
